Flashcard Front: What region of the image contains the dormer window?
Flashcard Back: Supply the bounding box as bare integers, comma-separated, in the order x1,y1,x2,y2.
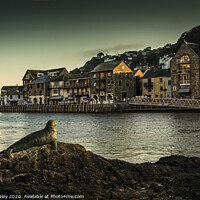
37,73,44,77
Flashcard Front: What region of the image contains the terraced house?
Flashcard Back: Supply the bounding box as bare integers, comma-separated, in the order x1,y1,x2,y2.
90,60,135,102
49,74,90,104
170,41,200,98
1,86,24,105
142,69,171,98
23,68,68,104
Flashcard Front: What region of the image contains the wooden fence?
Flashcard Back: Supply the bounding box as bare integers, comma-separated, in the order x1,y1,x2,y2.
0,103,115,113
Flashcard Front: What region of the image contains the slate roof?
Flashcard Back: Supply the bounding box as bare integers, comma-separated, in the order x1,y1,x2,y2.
27,75,57,85
1,86,24,95
23,67,67,80
185,41,200,57
142,69,170,79
91,60,122,73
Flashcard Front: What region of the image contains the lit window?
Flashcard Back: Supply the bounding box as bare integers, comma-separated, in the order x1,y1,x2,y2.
93,82,96,87
180,55,190,63
93,74,96,78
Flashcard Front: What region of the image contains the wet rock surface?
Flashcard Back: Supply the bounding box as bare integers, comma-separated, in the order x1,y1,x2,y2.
0,142,200,200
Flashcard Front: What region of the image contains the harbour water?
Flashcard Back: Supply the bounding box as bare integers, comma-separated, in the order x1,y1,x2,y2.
0,112,200,163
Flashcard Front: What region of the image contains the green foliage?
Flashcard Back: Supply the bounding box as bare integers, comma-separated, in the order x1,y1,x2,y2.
69,25,200,74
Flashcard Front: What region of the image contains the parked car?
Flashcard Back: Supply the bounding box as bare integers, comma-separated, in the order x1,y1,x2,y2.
81,97,95,104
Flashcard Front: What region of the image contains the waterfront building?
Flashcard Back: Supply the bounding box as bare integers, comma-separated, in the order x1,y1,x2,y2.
1,86,24,105
90,60,135,102
49,74,90,104
170,41,200,98
133,69,146,96
24,68,68,104
142,69,171,98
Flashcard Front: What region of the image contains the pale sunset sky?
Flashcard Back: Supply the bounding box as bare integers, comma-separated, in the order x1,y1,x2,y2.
0,0,200,89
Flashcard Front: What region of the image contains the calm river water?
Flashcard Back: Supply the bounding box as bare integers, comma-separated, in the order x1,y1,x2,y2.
0,112,200,163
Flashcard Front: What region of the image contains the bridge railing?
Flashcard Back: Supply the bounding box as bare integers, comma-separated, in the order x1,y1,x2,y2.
129,97,200,109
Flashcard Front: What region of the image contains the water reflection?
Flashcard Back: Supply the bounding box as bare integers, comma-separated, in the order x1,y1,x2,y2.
0,112,200,163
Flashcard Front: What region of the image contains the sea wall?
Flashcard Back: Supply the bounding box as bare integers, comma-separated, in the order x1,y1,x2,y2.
0,104,115,113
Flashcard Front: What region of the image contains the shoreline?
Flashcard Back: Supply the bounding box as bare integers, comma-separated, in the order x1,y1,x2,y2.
0,142,200,199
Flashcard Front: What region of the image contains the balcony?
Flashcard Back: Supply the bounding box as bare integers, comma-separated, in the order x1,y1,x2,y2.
49,85,65,89
180,80,190,85
176,59,190,64
177,68,190,74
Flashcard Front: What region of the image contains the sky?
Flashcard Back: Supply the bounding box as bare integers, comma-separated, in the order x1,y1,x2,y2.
0,0,200,89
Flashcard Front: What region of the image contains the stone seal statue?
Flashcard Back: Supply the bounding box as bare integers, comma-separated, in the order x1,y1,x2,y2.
6,120,57,157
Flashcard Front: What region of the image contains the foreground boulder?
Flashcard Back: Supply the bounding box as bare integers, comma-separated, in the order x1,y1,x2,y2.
0,142,200,200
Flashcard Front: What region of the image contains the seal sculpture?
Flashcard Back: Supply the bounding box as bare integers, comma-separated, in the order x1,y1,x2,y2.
6,120,57,157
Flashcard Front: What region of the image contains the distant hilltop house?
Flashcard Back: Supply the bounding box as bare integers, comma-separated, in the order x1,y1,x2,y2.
1,86,24,106
159,56,172,70
170,41,200,99
142,69,171,98
90,60,135,102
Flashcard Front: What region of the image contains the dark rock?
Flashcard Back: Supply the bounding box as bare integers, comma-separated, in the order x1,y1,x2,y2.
0,142,200,200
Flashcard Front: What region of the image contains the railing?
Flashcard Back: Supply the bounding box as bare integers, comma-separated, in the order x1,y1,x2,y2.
129,97,200,109
180,80,190,85
177,69,190,74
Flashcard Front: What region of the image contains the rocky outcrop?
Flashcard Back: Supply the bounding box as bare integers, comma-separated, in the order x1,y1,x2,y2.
0,142,200,200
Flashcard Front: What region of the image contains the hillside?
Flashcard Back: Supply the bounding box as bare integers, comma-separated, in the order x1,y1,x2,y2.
70,25,200,73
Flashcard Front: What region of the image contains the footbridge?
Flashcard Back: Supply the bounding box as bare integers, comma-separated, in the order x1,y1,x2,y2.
124,97,200,111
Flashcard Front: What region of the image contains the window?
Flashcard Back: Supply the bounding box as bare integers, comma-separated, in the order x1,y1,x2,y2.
108,81,111,86
54,82,59,86
67,89,69,93
160,78,163,83
93,82,96,87
168,80,171,85
53,90,58,94
122,92,127,99
10,95,12,99
107,72,111,77
18,94,20,99
119,80,122,86
118,73,122,77
107,94,112,100
100,72,105,79
160,86,163,91
126,81,129,87
41,83,44,89
37,84,40,88
93,74,96,78
180,55,190,63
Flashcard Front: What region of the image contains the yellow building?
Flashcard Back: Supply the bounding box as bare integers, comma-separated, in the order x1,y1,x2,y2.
142,69,171,98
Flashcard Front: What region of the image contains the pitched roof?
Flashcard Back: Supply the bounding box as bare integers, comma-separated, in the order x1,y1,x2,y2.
185,41,200,57
1,86,24,95
28,75,56,85
142,69,170,79
91,60,122,73
23,67,67,80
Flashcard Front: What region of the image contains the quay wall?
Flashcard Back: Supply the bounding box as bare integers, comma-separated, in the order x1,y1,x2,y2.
0,104,116,113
